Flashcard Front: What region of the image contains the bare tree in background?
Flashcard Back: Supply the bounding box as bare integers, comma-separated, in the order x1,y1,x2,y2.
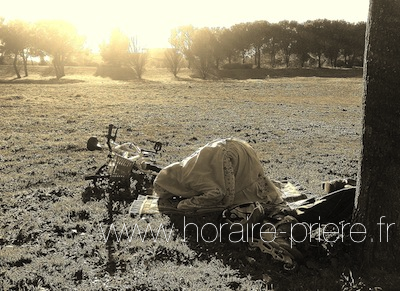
169,25,195,69
353,0,400,269
164,48,183,77
128,37,147,79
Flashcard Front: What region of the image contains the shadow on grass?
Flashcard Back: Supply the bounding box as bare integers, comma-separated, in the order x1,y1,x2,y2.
0,78,85,84
163,211,356,290
219,67,363,80
165,213,294,284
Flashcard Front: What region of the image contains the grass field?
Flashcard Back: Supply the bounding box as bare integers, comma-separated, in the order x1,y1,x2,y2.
1,66,394,290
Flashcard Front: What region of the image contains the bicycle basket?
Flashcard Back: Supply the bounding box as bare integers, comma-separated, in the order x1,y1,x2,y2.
109,155,135,180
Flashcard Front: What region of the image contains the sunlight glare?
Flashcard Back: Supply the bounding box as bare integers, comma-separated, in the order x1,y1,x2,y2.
2,0,369,51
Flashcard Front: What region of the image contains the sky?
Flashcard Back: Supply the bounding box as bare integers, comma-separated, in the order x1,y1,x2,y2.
2,0,370,51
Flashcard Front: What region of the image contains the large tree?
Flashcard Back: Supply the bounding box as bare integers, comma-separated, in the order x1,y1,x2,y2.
209,27,225,69
276,20,298,68
342,21,367,67
264,23,283,68
303,19,330,68
230,22,252,64
353,0,400,268
169,25,195,69
247,21,269,69
293,24,312,67
0,20,32,78
190,27,216,79
219,28,236,64
35,20,84,79
323,20,346,67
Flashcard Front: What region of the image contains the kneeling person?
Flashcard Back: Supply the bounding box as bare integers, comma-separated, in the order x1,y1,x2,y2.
153,138,283,210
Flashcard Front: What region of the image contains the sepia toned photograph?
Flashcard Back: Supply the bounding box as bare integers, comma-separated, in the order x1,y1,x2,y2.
1,0,399,289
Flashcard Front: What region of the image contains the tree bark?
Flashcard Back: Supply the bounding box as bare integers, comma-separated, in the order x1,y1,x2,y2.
353,0,400,269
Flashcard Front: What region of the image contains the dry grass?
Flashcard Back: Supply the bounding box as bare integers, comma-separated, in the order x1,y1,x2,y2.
2,66,392,290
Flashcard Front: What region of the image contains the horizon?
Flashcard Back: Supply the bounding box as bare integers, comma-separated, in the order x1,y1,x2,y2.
2,0,369,51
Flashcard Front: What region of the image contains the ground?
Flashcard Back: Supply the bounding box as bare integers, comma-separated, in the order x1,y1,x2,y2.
0,66,396,290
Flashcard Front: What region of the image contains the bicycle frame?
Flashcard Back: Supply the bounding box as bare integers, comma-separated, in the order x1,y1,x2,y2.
84,124,163,198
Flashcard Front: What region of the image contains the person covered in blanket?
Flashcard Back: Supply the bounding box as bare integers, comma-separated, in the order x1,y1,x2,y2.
153,138,284,210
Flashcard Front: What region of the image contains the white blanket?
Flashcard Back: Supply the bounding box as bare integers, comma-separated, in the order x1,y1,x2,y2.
153,138,283,209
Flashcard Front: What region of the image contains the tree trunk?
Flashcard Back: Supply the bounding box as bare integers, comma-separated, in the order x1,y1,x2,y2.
353,0,400,269
317,53,322,68
253,47,260,69
40,54,46,66
350,54,355,68
284,48,290,68
53,53,65,80
270,47,276,68
21,50,28,77
13,52,21,79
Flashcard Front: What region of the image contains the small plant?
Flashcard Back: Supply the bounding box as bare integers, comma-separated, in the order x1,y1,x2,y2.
340,269,381,291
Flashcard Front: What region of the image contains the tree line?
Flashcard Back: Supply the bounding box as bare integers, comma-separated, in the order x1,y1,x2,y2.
0,17,366,80
168,20,366,78
0,18,86,79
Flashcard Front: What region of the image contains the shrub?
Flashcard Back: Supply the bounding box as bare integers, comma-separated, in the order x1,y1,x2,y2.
221,63,253,70
94,65,135,80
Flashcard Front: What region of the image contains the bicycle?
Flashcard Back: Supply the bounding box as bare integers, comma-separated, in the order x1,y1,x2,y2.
83,124,163,201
